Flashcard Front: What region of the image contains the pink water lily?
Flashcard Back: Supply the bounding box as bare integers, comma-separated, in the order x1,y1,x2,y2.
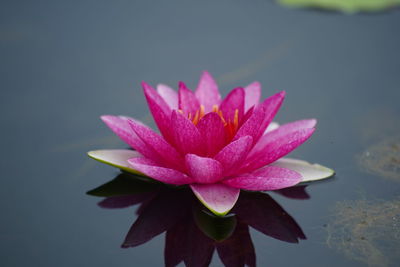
89,71,334,215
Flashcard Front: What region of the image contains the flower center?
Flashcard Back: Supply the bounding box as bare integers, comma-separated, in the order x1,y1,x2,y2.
179,105,239,140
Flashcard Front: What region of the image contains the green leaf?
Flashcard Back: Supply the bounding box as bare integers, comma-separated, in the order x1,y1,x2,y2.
87,173,159,197
277,0,400,13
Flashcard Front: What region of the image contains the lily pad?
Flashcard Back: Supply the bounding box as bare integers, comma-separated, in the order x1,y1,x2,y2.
271,158,335,183
87,149,143,175
277,0,400,13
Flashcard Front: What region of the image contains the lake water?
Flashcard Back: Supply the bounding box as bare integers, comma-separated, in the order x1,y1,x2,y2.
1,1,399,266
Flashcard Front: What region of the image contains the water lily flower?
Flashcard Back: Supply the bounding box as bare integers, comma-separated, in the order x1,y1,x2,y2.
88,71,334,215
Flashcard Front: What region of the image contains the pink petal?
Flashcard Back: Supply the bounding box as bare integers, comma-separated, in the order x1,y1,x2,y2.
171,110,205,156
251,119,317,157
214,136,253,173
178,82,200,116
157,84,178,110
223,166,302,191
100,115,137,147
190,183,240,216
185,154,223,184
128,119,184,171
128,157,194,185
242,128,316,172
142,82,174,144
244,81,261,112
101,115,161,161
234,91,285,144
239,106,254,127
219,87,245,122
196,112,226,156
195,71,221,112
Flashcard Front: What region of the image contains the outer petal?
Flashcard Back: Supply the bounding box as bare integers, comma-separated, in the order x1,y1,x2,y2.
171,110,205,156
251,119,316,157
214,136,253,173
244,81,261,112
223,166,302,191
264,119,316,140
100,115,139,147
185,154,223,184
128,119,184,170
101,115,161,161
190,183,240,216
195,71,221,112
157,84,178,110
128,157,194,185
142,82,174,144
271,158,335,182
242,128,316,172
219,87,245,121
234,91,285,144
87,149,143,175
197,112,226,156
178,82,200,116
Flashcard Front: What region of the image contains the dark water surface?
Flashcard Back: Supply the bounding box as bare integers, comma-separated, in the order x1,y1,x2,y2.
1,1,400,266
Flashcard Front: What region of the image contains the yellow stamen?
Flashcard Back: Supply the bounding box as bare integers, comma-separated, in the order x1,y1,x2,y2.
233,109,239,131
218,110,227,125
212,105,219,113
199,105,205,118
183,105,240,140
192,110,200,125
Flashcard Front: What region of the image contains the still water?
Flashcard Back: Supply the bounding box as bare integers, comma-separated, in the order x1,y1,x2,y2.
1,0,399,266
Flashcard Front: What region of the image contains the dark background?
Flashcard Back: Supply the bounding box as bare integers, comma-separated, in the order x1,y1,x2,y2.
1,0,399,266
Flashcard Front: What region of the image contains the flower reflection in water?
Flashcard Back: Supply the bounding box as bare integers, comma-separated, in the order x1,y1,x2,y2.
88,173,309,267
